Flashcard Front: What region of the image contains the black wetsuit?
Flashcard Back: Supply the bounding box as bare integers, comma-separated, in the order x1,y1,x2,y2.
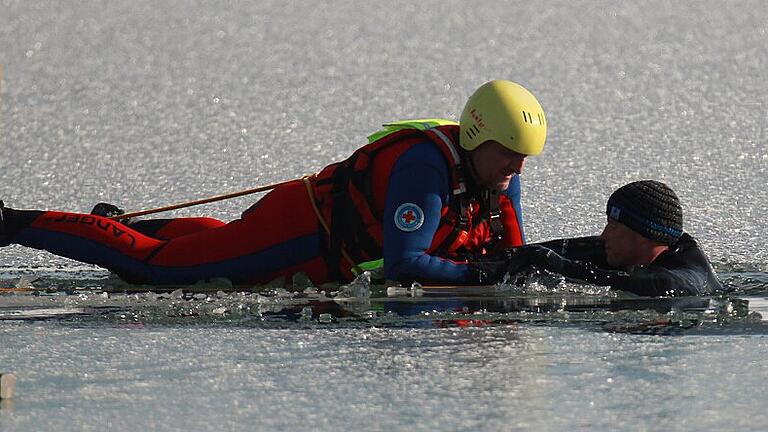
511,234,724,297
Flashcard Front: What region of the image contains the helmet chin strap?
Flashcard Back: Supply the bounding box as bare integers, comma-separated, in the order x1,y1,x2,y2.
461,148,506,246
463,148,484,190
485,188,504,246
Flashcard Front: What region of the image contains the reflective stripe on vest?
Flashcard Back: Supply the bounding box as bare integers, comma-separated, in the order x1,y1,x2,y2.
367,119,467,196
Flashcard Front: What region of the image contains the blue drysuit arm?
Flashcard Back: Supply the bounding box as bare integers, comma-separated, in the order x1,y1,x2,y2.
383,142,475,283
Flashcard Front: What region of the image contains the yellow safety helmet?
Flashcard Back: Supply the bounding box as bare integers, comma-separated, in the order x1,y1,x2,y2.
459,80,547,155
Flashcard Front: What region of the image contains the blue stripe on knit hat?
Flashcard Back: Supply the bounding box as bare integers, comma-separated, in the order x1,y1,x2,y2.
608,204,683,238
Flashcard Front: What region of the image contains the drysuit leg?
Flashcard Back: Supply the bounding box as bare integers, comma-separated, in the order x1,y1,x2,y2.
3,182,330,285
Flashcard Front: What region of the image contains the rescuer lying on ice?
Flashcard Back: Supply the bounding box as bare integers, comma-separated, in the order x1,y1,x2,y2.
0,81,724,297
0,80,547,286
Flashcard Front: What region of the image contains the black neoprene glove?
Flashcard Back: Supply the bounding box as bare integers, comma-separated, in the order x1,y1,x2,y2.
469,247,541,284
514,244,567,273
536,236,607,267
470,239,606,284
516,244,627,288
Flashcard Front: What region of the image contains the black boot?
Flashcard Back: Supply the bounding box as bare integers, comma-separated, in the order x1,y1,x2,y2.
0,203,46,246
91,202,132,224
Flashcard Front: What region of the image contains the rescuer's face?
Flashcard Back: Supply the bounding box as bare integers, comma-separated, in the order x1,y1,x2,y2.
470,141,526,191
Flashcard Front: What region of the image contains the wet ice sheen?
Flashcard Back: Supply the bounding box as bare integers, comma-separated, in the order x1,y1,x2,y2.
1,323,767,431
1,1,768,431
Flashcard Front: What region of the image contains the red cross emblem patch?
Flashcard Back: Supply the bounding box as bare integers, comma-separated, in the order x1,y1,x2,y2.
394,203,424,232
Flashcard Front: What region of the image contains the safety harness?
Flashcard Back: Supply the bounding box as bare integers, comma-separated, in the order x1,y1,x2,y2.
309,119,507,280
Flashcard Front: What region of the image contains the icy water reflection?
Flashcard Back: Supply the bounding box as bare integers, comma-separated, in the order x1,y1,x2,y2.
1,305,767,431
1,272,768,431
0,271,766,335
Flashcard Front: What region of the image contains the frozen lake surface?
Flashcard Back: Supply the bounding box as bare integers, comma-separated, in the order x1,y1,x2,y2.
1,1,767,430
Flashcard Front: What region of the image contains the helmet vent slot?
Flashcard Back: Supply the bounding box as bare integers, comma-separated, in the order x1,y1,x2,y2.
522,111,543,126
465,124,480,139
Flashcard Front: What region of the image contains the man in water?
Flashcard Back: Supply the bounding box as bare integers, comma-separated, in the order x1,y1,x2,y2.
0,80,547,286
514,180,724,296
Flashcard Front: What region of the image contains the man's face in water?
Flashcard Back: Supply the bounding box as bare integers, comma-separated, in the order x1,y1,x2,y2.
599,219,658,269
470,141,527,191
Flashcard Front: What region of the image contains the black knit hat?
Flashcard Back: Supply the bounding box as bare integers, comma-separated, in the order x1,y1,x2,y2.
606,180,683,245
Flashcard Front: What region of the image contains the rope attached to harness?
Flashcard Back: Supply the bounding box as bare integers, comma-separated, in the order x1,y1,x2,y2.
301,175,361,274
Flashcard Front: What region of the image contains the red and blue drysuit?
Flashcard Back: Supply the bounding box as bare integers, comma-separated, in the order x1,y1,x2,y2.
4,120,525,285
